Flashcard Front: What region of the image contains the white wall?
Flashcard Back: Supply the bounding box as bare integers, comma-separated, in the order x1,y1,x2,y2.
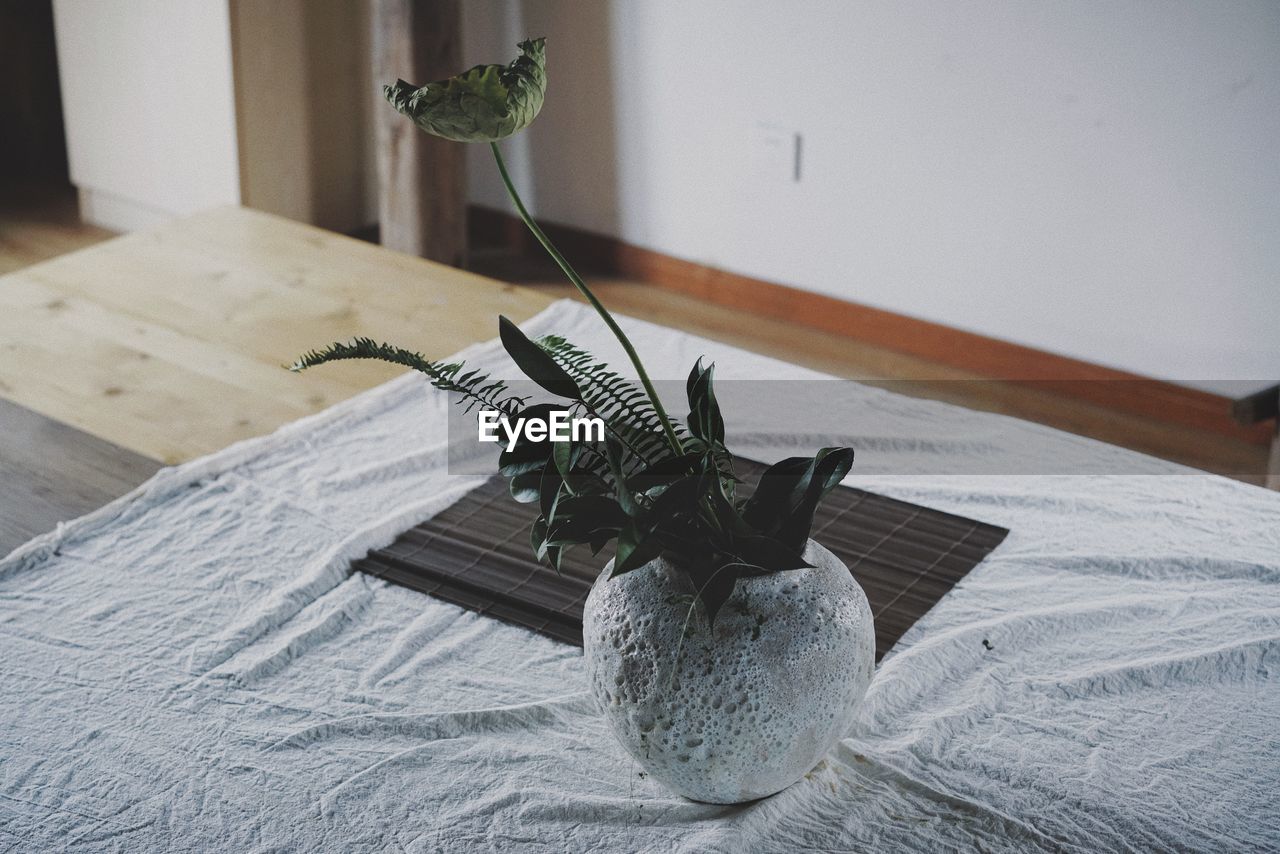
52,0,378,234
229,0,378,233
463,1,1280,389
52,0,242,230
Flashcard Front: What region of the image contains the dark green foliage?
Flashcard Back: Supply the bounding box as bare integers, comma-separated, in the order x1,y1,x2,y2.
297,36,855,628
295,326,854,628
742,447,856,550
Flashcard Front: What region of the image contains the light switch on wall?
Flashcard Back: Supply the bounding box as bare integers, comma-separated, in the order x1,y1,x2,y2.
751,122,802,183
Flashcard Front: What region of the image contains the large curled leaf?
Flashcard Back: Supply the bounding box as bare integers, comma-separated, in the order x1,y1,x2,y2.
384,38,546,142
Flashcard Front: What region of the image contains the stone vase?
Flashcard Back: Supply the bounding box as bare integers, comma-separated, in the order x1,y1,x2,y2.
582,539,875,804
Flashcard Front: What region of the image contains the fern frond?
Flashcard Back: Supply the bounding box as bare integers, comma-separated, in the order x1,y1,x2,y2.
291,338,526,415
538,334,688,467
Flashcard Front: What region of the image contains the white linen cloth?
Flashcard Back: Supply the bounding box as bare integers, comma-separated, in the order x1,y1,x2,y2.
2,300,1277,852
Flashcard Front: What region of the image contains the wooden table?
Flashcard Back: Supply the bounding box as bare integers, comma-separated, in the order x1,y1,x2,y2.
0,206,554,554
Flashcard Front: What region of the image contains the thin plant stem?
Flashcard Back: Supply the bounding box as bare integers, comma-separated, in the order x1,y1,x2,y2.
490,142,683,456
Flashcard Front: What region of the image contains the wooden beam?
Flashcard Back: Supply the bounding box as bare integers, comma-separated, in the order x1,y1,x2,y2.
1268,427,1280,491
229,0,372,233
372,0,466,266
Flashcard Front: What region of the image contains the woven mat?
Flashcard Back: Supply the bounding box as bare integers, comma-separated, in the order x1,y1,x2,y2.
355,459,1009,661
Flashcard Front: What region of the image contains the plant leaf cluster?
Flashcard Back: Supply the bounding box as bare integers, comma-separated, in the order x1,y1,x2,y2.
294,319,853,626
294,37,855,628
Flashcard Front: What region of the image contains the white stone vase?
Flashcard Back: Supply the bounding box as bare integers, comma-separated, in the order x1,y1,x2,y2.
582,539,875,804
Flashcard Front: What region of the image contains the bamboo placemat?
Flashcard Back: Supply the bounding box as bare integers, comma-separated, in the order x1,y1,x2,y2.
355,459,1009,661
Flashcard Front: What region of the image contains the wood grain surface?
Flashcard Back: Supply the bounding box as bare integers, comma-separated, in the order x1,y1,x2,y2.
0,206,553,464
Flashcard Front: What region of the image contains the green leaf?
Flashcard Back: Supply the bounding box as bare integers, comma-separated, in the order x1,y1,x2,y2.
613,523,664,576
384,38,546,143
685,359,725,445
693,562,739,629
602,436,638,516
536,334,692,462
497,404,558,477
530,514,566,572
552,438,576,479
629,453,702,493
742,448,854,549
499,316,580,399
538,458,564,518
742,449,849,542
709,472,754,538
509,468,543,503
778,447,854,546
741,455,812,532
729,535,812,574
545,496,626,545
648,474,709,516
531,515,550,559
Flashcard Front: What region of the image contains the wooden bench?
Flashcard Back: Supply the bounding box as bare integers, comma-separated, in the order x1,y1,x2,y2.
0,206,553,550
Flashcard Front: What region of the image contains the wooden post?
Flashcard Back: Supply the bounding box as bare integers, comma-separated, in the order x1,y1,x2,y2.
1269,425,1280,492
372,0,466,267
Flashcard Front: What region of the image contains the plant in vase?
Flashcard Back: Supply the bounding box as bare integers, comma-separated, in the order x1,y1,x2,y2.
292,38,875,804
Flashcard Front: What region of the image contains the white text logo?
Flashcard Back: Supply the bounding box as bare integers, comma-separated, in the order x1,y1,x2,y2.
477,409,605,451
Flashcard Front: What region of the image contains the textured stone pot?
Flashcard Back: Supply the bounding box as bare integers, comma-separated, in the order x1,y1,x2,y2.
582,540,875,803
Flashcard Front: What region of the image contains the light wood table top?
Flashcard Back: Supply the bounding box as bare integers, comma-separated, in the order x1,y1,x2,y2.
0,206,555,465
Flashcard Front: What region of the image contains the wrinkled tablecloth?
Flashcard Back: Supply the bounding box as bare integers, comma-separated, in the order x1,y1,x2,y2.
2,300,1277,851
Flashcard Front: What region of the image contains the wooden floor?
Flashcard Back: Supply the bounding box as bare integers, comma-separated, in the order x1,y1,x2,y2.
0,187,1267,483
0,397,161,554
471,253,1269,484
0,184,114,275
